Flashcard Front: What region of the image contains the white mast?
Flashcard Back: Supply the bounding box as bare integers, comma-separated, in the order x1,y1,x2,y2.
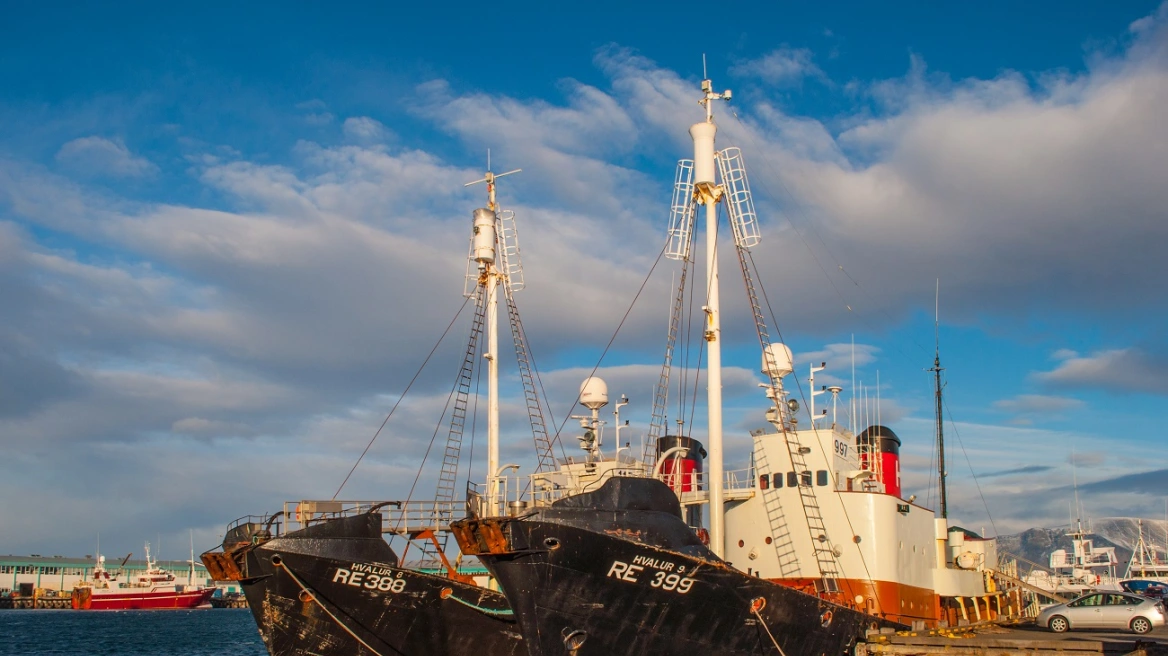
465,160,521,516
691,75,731,558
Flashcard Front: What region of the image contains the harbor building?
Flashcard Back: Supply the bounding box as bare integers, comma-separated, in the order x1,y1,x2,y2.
0,554,222,594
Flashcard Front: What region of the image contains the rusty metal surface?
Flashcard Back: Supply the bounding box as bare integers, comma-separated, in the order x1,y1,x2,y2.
452,518,513,556
201,550,246,582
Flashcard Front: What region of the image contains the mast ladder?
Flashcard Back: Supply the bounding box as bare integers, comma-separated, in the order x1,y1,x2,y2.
734,243,841,591
422,283,488,561
502,281,557,474
497,209,525,292
644,255,692,468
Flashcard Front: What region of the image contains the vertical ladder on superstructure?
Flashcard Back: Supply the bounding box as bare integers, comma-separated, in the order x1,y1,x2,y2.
422,285,488,561
736,244,841,591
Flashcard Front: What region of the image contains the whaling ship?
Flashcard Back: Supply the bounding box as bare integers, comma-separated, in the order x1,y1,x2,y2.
200,167,549,656
453,73,1016,655
206,68,1030,655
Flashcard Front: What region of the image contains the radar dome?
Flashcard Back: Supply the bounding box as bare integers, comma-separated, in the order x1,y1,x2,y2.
761,344,794,379
579,377,609,410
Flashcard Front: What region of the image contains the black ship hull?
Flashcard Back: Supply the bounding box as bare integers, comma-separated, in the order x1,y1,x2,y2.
206,513,524,656
454,477,903,656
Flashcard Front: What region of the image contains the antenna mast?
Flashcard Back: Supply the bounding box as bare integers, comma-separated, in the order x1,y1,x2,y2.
929,279,948,519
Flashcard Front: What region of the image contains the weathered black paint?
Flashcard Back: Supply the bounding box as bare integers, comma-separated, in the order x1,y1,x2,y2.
227,513,525,656
456,477,905,656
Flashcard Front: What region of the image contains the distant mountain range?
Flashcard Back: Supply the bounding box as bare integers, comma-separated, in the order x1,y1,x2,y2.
998,518,1168,574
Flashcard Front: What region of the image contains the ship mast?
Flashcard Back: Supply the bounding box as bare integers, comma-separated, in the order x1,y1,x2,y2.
465,159,520,516
692,75,731,558
929,280,948,519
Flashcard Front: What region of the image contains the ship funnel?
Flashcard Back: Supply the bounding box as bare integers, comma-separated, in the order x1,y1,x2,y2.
857,425,903,498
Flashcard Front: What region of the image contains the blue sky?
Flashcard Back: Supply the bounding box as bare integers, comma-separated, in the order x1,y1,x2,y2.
2,1,1167,558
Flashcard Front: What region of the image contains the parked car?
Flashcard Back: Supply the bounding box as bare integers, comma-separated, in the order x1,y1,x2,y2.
1120,579,1168,600
1037,591,1166,634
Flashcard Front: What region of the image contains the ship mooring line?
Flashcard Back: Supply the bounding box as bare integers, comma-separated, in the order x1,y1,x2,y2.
441,591,515,617
750,605,789,656
275,561,394,656
332,295,473,500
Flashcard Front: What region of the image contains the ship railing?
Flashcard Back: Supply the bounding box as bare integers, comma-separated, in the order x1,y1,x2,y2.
224,514,271,533
471,464,758,513
277,499,468,536
725,467,756,491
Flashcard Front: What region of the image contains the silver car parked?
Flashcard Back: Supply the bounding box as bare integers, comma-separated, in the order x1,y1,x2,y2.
1037,591,1166,634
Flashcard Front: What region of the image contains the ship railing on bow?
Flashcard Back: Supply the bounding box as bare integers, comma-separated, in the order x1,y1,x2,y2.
278,499,467,536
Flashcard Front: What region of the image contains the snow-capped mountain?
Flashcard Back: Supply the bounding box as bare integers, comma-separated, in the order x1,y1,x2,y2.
998,518,1168,573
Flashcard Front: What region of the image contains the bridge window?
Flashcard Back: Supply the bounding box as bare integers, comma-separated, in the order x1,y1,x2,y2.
800,470,812,487
772,473,783,488
817,470,828,486
759,474,769,490
787,472,798,488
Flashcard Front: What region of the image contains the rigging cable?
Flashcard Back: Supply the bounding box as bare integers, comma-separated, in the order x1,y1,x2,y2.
725,107,998,544
333,295,472,500
548,238,671,443
506,291,568,463
464,326,486,485
743,246,877,587
944,395,999,538
727,109,930,365
392,301,486,537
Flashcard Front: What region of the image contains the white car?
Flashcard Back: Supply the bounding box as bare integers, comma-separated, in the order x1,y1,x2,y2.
1037,591,1166,634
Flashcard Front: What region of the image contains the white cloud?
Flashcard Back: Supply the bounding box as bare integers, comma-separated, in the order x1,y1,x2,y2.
342,116,391,143
993,394,1084,415
1034,348,1168,394
729,47,825,86
800,342,880,369
6,4,1168,550
55,136,157,178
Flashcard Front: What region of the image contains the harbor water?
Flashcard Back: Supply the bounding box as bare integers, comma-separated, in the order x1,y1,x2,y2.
0,608,265,655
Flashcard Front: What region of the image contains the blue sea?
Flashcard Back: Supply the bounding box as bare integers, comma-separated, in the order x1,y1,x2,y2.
0,608,266,655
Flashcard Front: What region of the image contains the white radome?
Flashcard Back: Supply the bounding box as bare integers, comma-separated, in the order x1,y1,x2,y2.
579,377,609,410
762,343,795,379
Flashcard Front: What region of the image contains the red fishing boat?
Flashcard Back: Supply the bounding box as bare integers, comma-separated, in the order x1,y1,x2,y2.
71,543,215,610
